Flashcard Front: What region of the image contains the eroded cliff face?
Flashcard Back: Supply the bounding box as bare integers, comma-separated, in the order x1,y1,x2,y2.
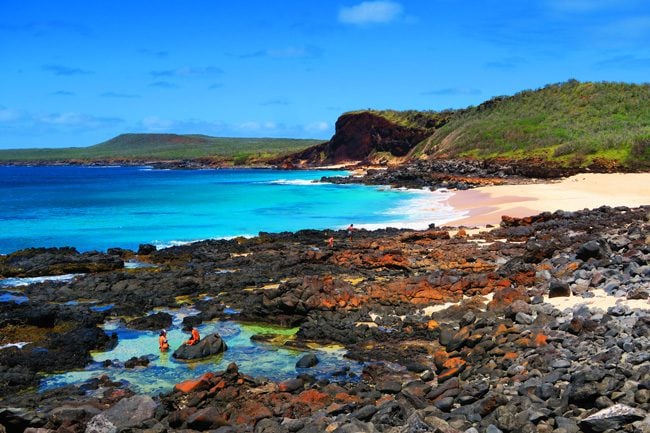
283,112,436,166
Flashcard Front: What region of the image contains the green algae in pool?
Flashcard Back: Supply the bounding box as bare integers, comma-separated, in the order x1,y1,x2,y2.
40,319,361,395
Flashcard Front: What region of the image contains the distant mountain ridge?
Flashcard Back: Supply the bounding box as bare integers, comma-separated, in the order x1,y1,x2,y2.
283,80,650,170
0,134,323,166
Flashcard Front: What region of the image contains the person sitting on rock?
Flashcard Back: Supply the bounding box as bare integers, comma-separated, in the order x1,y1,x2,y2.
159,329,170,351
184,326,200,346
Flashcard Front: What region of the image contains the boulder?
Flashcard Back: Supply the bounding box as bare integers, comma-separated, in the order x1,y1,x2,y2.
126,312,173,331
579,404,646,432
0,247,123,277
137,244,157,255
548,279,571,298
85,395,156,433
576,239,611,262
296,353,319,368
173,333,228,360
186,406,229,430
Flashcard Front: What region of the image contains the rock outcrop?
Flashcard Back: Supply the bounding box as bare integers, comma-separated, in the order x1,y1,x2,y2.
172,333,228,360
283,111,439,165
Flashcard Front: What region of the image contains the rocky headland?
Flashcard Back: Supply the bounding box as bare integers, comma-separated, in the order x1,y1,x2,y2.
1,203,649,433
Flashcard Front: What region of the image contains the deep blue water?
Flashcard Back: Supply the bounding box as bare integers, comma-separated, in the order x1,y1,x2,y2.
0,166,462,254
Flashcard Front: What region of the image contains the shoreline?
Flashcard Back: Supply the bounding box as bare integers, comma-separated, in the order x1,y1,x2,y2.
440,172,650,228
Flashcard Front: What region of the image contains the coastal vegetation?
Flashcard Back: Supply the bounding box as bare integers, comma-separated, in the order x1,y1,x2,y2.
1,81,648,170
0,134,322,165
412,80,650,168
286,80,650,170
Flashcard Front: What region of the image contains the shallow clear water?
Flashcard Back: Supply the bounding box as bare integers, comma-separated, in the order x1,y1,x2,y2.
41,316,361,395
0,166,463,254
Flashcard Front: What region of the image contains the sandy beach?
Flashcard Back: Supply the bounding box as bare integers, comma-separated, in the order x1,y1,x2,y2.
444,173,650,227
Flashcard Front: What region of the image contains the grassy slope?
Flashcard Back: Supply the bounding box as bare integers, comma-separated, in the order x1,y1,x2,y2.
344,109,452,130
0,134,323,164
415,80,650,168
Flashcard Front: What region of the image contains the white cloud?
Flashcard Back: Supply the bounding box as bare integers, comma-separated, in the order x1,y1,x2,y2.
338,1,403,25
0,106,23,122
304,121,330,132
236,121,278,132
0,106,122,133
133,117,331,139
141,116,177,132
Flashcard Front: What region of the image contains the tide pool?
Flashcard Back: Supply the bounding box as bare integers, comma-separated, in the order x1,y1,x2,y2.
0,166,464,254
40,317,362,395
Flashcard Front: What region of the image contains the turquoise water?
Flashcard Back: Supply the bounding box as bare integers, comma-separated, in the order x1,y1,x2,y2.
2,165,461,393
0,166,462,254
41,310,362,395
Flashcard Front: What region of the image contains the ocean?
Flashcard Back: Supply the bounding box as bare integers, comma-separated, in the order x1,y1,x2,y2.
0,165,465,254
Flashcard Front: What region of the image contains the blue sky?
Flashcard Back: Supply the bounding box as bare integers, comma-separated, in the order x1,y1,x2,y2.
1,0,649,149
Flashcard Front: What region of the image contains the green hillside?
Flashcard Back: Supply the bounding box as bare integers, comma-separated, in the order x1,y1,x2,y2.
0,134,322,165
415,80,650,168
344,109,452,130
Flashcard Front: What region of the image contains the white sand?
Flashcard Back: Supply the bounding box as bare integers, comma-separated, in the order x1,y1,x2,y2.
444,173,650,227
544,289,649,312
418,290,649,316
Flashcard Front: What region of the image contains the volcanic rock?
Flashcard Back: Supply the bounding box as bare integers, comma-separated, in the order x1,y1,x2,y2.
172,333,227,360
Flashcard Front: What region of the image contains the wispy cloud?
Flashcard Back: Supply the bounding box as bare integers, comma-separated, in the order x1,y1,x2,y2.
138,48,169,58
0,106,22,122
304,121,330,132
239,46,323,59
149,81,178,89
338,1,404,25
594,54,650,69
421,87,481,96
601,15,650,42
260,99,291,106
101,92,140,99
0,20,93,37
150,66,223,78
135,116,331,138
0,105,122,130
484,56,527,69
36,112,122,128
51,90,75,96
544,0,638,13
43,64,93,76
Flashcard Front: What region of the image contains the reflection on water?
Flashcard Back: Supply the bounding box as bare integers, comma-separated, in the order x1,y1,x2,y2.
0,291,29,304
0,274,80,288
41,318,361,395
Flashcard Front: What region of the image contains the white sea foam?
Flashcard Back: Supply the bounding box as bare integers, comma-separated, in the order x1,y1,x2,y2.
267,179,324,186
0,342,29,350
124,259,158,269
353,187,468,231
0,273,80,288
151,234,255,250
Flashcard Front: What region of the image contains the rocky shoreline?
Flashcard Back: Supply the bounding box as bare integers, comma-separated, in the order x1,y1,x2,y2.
320,159,636,190
1,202,649,432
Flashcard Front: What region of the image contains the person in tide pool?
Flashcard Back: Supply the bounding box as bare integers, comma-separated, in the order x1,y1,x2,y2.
159,329,169,352
184,326,200,346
